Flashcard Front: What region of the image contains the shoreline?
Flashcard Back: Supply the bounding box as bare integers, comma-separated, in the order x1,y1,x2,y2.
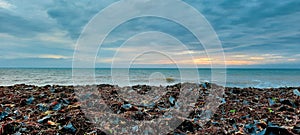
1,82,300,89
2,68,300,89
1,83,300,134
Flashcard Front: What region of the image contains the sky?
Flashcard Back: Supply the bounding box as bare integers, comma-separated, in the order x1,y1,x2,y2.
0,0,299,68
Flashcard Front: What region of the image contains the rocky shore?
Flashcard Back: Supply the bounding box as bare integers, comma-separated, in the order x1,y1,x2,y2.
0,83,300,135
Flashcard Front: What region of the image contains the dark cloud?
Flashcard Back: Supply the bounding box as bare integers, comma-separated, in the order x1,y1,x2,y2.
47,0,117,39
101,17,199,46
0,11,51,37
187,0,300,57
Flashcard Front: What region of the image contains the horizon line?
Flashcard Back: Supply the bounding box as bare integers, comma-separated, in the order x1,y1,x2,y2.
0,67,300,69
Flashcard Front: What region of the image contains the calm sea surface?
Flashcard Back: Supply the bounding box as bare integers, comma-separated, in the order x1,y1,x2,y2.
0,68,299,88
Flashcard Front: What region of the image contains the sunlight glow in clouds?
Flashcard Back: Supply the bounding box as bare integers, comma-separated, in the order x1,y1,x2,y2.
38,54,70,59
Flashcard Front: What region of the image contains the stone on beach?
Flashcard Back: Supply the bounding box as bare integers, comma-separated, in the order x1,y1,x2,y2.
0,83,299,134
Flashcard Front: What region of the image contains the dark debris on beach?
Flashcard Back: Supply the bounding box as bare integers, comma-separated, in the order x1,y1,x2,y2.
0,83,300,135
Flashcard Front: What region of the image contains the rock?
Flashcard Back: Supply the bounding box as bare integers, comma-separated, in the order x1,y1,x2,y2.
293,89,300,96
0,111,8,120
256,121,267,129
232,89,241,94
169,96,175,105
62,123,76,133
200,83,207,89
264,126,293,135
176,120,199,133
229,118,236,125
121,104,132,109
47,120,57,126
132,125,138,132
52,103,62,111
257,129,266,135
26,96,35,104
240,115,250,120
50,86,56,93
244,123,255,134
1,122,21,134
36,103,48,112
0,83,299,134
132,85,151,94
235,131,244,135
37,115,51,123
268,98,276,106
278,106,295,112
242,100,249,105
280,99,297,108
292,123,300,134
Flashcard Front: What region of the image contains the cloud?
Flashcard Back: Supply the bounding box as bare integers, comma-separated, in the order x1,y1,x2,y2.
0,32,74,60
183,0,300,59
38,54,70,59
0,11,53,37
0,0,299,68
46,0,118,39
250,57,264,60
0,58,71,68
0,0,14,9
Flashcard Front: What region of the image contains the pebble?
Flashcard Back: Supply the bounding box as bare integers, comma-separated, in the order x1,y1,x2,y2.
293,89,300,96
0,83,299,134
62,122,77,133
293,123,300,134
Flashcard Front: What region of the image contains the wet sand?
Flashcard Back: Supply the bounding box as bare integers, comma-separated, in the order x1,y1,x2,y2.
0,83,299,134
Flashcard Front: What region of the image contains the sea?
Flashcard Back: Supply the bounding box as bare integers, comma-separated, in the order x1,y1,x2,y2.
0,68,299,88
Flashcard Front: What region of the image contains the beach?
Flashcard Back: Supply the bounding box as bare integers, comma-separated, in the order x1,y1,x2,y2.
1,0,299,134
1,83,299,134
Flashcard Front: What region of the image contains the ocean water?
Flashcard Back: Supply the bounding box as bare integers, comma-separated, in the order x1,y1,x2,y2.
0,68,299,88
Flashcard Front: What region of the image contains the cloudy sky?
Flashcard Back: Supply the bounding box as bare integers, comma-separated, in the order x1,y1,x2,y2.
0,0,299,68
